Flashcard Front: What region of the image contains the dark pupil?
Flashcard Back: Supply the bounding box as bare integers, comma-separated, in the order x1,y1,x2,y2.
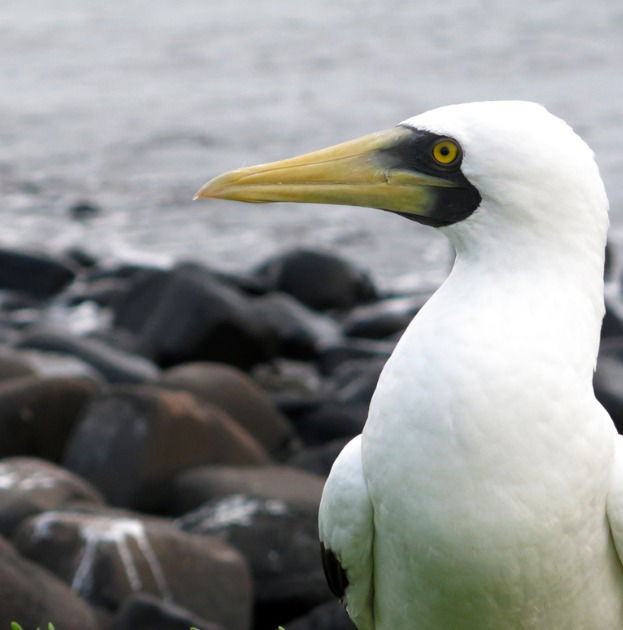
440,146,450,156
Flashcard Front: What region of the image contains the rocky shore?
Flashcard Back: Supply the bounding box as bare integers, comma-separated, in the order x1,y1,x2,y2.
0,243,621,630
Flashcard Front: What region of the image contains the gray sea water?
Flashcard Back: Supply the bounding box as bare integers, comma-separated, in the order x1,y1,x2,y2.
1,0,623,288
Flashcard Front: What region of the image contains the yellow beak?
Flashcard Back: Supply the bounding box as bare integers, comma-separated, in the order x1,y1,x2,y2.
194,127,455,218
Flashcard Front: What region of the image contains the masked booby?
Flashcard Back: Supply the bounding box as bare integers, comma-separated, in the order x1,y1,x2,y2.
196,101,623,629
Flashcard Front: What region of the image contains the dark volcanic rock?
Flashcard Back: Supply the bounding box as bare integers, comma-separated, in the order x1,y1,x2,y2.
69,276,132,308
318,337,395,374
64,247,99,269
17,327,159,384
252,359,327,415
287,600,355,630
0,457,104,536
68,200,102,220
212,269,270,296
159,362,297,457
178,494,330,629
169,464,325,515
595,338,623,433
17,348,101,381
605,240,614,280
602,294,623,339
14,510,252,630
114,592,224,630
253,249,377,311
113,263,275,369
250,292,341,359
0,348,37,382
342,293,429,339
91,263,165,282
330,359,385,407
287,360,384,446
0,534,100,629
288,438,351,477
63,385,269,510
0,376,99,461
0,248,76,298
289,404,365,446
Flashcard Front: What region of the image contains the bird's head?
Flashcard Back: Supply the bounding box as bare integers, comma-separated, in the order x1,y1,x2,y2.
196,101,608,258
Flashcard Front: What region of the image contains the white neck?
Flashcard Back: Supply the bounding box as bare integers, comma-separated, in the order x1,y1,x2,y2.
436,198,607,384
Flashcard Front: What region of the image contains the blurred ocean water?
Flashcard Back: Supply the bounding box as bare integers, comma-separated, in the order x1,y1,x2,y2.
1,0,622,287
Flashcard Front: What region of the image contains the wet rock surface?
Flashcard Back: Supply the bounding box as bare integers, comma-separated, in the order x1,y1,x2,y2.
0,348,37,382
253,249,377,311
0,248,76,299
282,359,385,446
342,293,429,339
0,245,428,627
2,240,622,628
0,534,101,629
250,292,341,359
64,385,269,510
17,327,159,384
178,493,330,630
14,510,252,630
0,376,99,461
288,437,351,478
158,362,297,458
595,338,623,433
169,464,325,515
16,349,102,381
113,263,276,369
0,457,104,536
0,244,412,627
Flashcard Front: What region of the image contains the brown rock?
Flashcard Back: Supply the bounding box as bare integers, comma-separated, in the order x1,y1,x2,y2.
63,385,270,510
159,362,297,457
0,348,36,382
0,534,100,629
0,376,99,461
170,464,325,515
0,457,104,535
178,494,328,628
14,510,252,630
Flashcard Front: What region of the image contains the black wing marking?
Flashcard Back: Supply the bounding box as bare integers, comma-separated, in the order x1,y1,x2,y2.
320,541,349,600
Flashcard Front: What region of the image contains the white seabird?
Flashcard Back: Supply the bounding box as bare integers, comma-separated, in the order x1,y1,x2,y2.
196,101,623,629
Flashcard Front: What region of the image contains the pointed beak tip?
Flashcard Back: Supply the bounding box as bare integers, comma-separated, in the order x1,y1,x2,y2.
194,181,217,201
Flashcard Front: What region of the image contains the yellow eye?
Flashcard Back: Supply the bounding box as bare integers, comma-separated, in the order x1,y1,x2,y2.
432,139,460,166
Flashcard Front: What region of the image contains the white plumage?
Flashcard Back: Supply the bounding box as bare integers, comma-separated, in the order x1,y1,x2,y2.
319,102,623,629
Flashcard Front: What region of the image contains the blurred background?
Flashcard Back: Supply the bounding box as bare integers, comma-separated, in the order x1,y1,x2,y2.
4,0,623,285
1,2,623,630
